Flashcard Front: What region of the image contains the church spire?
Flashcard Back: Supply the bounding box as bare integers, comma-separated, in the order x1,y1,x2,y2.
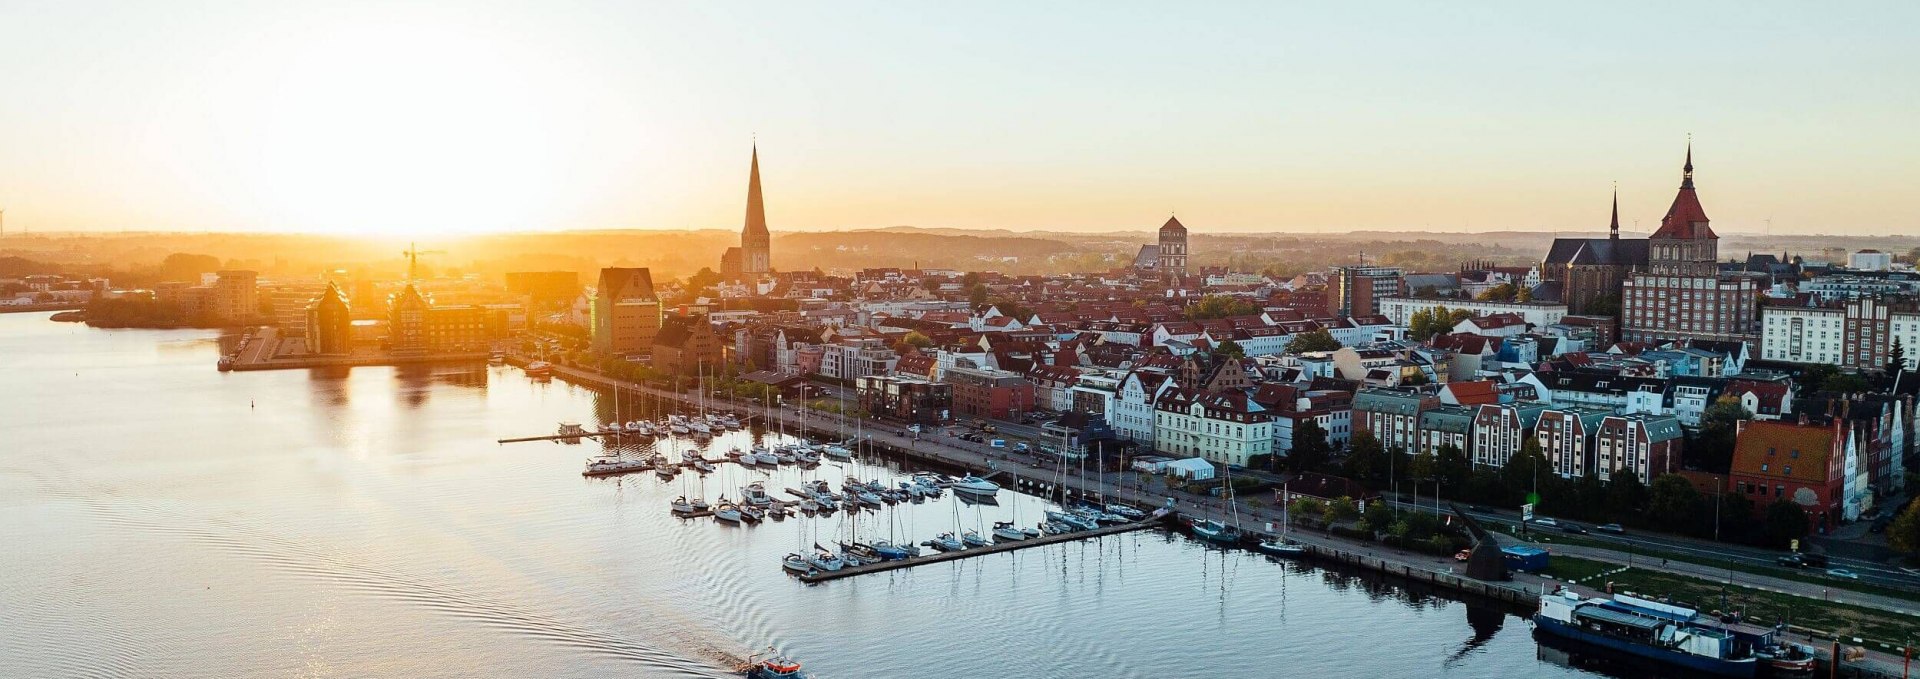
1609,183,1620,240
743,143,768,237
1680,137,1694,189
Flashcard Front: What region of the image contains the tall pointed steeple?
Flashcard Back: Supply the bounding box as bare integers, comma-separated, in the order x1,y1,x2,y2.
1680,139,1695,190
739,143,771,275
1609,184,1620,240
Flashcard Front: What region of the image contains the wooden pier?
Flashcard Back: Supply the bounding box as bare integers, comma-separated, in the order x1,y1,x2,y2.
796,516,1166,583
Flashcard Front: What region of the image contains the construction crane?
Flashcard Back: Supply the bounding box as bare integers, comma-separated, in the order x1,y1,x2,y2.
401,242,445,283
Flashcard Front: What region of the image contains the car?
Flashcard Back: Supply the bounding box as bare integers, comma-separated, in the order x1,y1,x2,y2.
1454,549,1472,562
1468,505,1494,513
1776,555,1805,568
1899,566,1920,576
1799,553,1829,568
1826,568,1861,580
1012,442,1031,452
1529,518,1559,528
1560,523,1588,534
1595,523,1625,534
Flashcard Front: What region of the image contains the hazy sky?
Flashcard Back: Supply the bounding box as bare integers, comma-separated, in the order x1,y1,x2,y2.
2,2,1917,236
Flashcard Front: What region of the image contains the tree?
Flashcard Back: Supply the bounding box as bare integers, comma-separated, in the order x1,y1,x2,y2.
1288,419,1333,474
1324,496,1360,525
1826,372,1871,394
1185,295,1260,320
1647,474,1703,534
968,284,989,310
1889,501,1920,556
1215,339,1246,360
1763,500,1809,548
1435,444,1470,494
1500,437,1549,505
159,252,221,280
1407,450,1436,484
1691,397,1751,473
1515,285,1533,303
901,331,934,349
1476,283,1516,302
1888,338,1909,376
1605,473,1650,526
1799,364,1839,394
1585,292,1621,317
1286,329,1340,354
1341,430,1388,488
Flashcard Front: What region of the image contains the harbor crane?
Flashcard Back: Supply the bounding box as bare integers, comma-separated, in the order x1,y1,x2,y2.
401,242,445,282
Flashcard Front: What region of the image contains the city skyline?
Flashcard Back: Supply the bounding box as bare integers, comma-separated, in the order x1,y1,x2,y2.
1,3,1918,236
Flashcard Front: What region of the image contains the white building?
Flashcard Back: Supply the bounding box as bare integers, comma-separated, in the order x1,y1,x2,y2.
1761,299,1920,372
1848,250,1893,272
1112,370,1174,444
1378,297,1568,329
1153,388,1273,468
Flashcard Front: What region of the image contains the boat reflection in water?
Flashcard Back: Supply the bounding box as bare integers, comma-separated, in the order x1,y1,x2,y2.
1536,629,1699,679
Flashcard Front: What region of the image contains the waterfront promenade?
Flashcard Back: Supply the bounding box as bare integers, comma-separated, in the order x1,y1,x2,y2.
522,357,1913,677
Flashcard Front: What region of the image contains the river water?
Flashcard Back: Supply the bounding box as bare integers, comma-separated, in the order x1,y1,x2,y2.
1,313,1644,678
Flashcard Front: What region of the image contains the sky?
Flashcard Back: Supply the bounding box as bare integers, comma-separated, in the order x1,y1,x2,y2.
1,1,1917,237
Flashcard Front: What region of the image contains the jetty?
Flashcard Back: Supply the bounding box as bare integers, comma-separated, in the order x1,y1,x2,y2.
796,515,1163,583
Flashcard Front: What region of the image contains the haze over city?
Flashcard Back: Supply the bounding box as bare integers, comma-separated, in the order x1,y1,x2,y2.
2,2,1918,235
8,4,1920,679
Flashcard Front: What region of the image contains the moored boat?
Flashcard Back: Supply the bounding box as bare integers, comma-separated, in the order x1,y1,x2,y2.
583,457,652,477
951,475,1000,496
743,652,811,679
1189,518,1241,544
1532,590,1760,678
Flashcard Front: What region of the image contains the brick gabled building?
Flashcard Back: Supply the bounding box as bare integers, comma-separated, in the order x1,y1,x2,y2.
1730,418,1857,531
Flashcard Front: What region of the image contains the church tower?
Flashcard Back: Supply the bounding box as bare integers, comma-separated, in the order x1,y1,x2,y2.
740,145,771,276
1647,143,1718,276
1156,215,1188,280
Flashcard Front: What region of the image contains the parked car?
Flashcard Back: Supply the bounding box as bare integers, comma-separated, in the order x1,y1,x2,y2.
1560,523,1588,534
1595,523,1625,534
1776,555,1806,568
1529,518,1559,528
1826,568,1861,580
1454,549,1472,562
1012,442,1031,452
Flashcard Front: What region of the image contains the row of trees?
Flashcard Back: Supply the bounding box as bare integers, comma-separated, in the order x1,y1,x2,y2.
1405,306,1472,342
1279,426,1817,548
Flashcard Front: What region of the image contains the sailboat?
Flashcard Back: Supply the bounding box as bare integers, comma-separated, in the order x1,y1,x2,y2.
1254,481,1305,556
1189,462,1242,544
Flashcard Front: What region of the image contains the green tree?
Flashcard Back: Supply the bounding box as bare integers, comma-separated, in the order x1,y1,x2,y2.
1691,397,1750,472
1763,500,1809,548
1185,295,1260,320
1647,474,1703,534
1288,419,1333,474
901,331,934,349
1500,437,1549,505
1435,444,1470,494
1515,285,1533,303
1407,450,1436,484
1586,292,1621,317
1286,329,1340,354
1215,339,1246,359
1889,501,1920,556
1476,283,1516,302
968,284,989,310
1324,496,1360,525
1887,337,1909,376
1799,364,1839,394
1341,430,1388,487
1605,473,1650,526
1826,372,1871,393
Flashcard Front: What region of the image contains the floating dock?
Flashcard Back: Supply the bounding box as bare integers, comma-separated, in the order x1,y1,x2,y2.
796,516,1165,583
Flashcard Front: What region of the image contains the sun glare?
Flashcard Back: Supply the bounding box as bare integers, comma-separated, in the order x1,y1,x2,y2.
251,20,570,236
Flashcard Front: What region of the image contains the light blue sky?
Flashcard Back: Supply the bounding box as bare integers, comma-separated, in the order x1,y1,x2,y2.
1,1,1916,235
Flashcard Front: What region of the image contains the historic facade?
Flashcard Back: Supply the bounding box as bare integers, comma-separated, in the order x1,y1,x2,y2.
1619,146,1760,345
1155,215,1188,280
739,145,771,278
1540,190,1648,315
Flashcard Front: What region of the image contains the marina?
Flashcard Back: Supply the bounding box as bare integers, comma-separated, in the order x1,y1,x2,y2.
5,315,1905,679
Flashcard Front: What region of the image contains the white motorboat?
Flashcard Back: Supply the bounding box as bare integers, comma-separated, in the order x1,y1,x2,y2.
739,505,765,523
743,482,774,506
822,445,853,459
583,458,651,477
1046,510,1099,532
951,475,1000,496
692,459,716,474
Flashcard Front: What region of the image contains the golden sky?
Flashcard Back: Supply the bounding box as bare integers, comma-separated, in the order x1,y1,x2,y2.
1,2,1916,236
